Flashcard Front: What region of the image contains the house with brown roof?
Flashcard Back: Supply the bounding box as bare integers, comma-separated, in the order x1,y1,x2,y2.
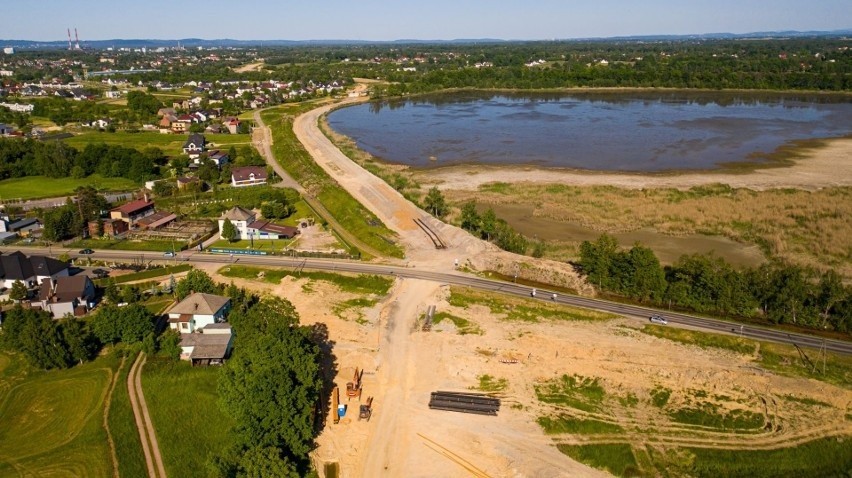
110,198,155,227
231,166,267,187
247,220,299,240
33,275,96,319
167,292,231,334
135,211,177,230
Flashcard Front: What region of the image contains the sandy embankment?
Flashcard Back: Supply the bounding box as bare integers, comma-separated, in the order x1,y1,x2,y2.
418,138,852,192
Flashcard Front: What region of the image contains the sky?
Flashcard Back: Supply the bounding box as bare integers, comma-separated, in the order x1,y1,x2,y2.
2,0,850,41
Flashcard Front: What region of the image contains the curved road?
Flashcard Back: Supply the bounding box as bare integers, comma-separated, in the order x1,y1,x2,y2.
9,246,850,356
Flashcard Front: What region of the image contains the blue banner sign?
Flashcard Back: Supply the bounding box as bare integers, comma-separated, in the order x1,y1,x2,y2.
210,248,268,256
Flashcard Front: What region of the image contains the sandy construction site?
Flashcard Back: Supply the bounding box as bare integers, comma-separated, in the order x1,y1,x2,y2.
206,263,852,478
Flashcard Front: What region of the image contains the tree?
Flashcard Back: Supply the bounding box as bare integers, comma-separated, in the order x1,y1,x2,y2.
175,269,220,300
218,297,322,473
0,307,70,369
531,240,546,258
153,181,177,197
158,329,182,360
479,208,497,241
90,303,155,345
816,270,845,329
59,317,98,364
239,447,299,478
422,186,448,218
142,332,158,355
578,234,620,290
9,280,28,301
221,218,239,243
459,201,480,233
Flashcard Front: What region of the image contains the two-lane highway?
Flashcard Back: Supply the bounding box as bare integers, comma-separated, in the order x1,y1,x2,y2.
7,246,851,356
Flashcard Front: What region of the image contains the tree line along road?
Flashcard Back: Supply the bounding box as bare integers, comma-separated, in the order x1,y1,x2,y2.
4,245,850,356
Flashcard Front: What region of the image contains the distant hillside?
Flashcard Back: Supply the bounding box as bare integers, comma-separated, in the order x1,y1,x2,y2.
1,30,850,50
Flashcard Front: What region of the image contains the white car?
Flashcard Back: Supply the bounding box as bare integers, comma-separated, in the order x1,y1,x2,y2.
649,315,668,325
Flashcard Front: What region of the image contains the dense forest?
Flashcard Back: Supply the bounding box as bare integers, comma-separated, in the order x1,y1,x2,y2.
578,234,851,334
0,137,166,182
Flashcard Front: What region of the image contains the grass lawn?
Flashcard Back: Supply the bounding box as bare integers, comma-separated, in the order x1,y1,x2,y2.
107,349,148,478
218,265,393,295
63,132,252,156
142,359,236,478
0,351,119,477
0,174,137,200
557,444,639,477
682,438,852,477
141,295,177,315
211,238,284,252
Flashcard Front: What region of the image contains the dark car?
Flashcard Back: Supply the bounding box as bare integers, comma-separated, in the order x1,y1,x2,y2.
79,248,95,255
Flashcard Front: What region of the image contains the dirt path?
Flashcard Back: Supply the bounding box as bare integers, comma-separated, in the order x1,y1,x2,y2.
103,355,127,478
360,279,437,476
127,352,167,478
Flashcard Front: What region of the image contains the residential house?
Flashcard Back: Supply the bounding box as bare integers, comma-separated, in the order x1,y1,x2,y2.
0,251,69,288
157,107,177,117
230,166,267,187
182,133,206,158
218,206,255,240
176,176,200,190
247,220,299,240
8,218,41,237
225,117,241,134
0,123,15,136
167,292,231,334
109,198,155,227
172,99,190,110
171,120,187,133
34,275,96,319
84,118,111,129
190,149,229,170
179,323,234,366
87,218,129,238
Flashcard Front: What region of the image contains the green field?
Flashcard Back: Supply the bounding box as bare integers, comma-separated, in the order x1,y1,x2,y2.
0,174,137,200
219,265,393,295
63,132,252,156
0,352,119,477
142,359,236,478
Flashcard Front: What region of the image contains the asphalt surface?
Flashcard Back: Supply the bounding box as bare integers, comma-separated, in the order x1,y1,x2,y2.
9,245,850,356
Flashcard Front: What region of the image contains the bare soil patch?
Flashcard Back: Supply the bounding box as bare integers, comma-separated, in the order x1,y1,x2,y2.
418,138,852,192
222,270,851,477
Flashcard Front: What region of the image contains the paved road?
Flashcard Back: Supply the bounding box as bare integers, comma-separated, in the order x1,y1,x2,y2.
10,245,850,356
